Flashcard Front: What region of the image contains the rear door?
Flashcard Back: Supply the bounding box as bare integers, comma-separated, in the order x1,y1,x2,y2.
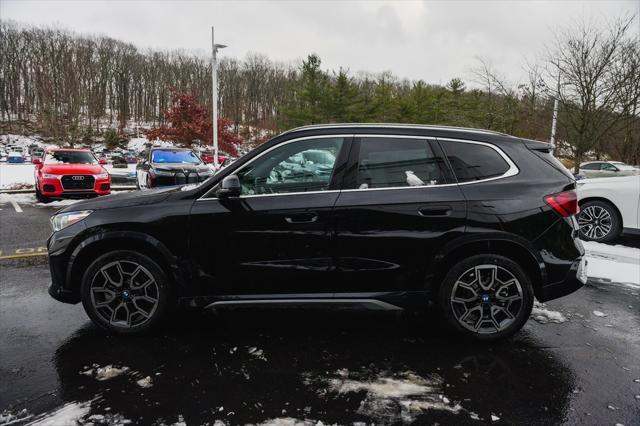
332,135,467,294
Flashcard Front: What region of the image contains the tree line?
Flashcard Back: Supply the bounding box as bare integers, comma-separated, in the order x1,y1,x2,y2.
0,17,638,167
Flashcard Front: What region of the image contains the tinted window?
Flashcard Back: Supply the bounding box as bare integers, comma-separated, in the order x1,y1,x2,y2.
152,150,201,164
237,137,343,195
440,141,510,183
581,163,600,170
44,151,97,165
601,163,617,171
356,137,447,189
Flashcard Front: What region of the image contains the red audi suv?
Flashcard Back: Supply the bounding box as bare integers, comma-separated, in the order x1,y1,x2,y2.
34,149,111,202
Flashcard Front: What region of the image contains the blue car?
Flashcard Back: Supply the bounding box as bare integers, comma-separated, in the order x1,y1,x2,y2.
7,152,25,163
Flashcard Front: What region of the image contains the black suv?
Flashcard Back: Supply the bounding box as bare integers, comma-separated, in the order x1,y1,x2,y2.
47,124,586,340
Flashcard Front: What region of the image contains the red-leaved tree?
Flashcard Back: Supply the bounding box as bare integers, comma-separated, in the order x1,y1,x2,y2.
145,88,240,155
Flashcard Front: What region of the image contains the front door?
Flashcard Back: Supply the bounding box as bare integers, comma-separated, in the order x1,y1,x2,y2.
189,136,351,296
332,135,467,294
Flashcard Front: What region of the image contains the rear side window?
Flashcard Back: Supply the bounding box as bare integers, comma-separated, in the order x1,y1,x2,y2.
356,137,447,189
440,141,510,183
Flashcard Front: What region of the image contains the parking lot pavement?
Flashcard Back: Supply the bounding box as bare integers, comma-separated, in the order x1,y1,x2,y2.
0,197,58,259
1,201,639,425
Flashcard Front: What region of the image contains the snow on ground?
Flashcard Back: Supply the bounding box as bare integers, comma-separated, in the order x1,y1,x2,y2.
531,301,567,324
584,241,640,288
0,163,35,189
304,369,469,423
26,401,91,426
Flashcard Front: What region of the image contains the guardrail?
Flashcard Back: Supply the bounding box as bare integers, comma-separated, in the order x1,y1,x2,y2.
0,186,137,194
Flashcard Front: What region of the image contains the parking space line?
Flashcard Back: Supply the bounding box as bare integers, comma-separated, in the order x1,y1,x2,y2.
10,200,23,212
0,252,47,260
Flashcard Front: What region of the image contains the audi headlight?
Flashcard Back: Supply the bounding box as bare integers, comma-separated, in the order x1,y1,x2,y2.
50,210,93,232
42,173,59,179
94,172,109,179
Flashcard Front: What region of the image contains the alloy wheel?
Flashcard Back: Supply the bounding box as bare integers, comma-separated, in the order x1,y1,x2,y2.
578,205,613,240
450,264,524,334
90,260,159,328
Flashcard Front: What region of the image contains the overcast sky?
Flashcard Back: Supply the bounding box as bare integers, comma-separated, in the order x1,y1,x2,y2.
1,0,638,85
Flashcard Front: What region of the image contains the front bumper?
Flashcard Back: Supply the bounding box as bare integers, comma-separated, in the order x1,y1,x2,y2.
40,177,111,198
538,256,587,302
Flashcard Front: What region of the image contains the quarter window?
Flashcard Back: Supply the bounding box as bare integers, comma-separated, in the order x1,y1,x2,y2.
440,141,510,183
236,137,344,195
356,137,447,189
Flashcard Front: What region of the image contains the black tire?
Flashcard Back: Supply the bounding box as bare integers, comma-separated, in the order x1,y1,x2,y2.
578,200,621,243
438,254,534,341
35,183,50,203
81,250,171,335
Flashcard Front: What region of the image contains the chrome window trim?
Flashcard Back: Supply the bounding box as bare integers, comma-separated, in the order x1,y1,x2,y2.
196,134,519,201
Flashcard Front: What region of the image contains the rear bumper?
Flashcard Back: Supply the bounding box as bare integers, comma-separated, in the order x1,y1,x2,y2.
538,256,587,302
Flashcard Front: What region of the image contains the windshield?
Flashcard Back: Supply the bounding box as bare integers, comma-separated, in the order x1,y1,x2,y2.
151,150,201,164
44,151,97,164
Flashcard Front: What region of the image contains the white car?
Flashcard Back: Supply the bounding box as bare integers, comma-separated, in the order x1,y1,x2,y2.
579,160,639,178
577,175,640,242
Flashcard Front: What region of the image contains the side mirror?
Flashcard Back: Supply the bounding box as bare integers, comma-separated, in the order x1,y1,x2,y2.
32,158,41,164
99,158,108,165
217,175,241,198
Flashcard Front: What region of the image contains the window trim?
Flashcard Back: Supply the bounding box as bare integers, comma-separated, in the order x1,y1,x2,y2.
436,137,519,185
196,134,519,201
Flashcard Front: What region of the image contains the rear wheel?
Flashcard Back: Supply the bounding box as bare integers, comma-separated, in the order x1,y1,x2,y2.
438,254,534,341
81,250,170,334
578,200,621,242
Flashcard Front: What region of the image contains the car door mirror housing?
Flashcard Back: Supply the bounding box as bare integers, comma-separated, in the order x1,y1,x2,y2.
217,175,241,198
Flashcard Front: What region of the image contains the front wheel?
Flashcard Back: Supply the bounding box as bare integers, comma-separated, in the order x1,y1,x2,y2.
35,183,50,203
81,250,171,334
438,254,534,341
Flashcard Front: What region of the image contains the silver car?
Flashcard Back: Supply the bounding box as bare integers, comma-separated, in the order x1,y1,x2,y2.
578,161,639,178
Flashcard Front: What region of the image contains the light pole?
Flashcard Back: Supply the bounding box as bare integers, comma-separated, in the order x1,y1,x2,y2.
211,26,227,170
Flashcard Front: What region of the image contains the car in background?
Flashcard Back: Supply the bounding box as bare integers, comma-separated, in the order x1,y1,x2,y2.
34,149,111,202
31,147,45,162
7,150,25,163
577,175,640,242
578,161,639,178
136,147,213,189
200,150,229,166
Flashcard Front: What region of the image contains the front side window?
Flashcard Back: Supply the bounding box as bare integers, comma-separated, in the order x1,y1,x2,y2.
237,137,344,195
440,140,510,183
356,137,447,189
152,150,201,164
581,163,600,170
44,151,97,165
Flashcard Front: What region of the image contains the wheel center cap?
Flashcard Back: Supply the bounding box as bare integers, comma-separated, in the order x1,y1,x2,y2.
481,294,491,303
122,290,130,300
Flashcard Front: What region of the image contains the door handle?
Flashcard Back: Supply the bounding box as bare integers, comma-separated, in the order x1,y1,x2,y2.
285,214,318,224
418,206,452,217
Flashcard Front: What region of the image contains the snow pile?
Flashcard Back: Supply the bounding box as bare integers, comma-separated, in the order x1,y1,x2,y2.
0,134,51,150
80,364,129,381
0,408,33,425
531,301,567,324
0,163,35,189
305,369,467,423
136,376,153,388
584,241,640,288
26,401,91,426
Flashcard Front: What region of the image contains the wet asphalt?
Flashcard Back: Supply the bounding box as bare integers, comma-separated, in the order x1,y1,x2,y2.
0,200,639,425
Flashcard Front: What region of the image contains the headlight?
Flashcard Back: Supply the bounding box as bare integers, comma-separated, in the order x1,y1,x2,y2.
42,173,59,179
50,210,93,232
94,172,109,179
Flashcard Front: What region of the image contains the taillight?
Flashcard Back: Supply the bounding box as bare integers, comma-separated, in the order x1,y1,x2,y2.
544,190,579,217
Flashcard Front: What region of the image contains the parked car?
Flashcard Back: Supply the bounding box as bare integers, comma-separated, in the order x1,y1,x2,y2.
136,147,213,189
577,175,640,242
578,161,639,178
31,147,45,162
111,155,128,168
7,150,25,163
47,124,586,340
34,148,111,202
200,150,229,166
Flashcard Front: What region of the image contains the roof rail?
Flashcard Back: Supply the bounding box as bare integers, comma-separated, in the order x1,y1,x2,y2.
280,123,507,137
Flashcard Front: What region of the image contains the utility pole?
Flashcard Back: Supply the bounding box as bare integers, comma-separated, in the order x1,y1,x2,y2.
550,75,560,155
211,26,227,170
